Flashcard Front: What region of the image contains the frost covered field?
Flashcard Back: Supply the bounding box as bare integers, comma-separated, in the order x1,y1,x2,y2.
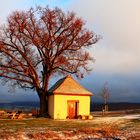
0,114,140,140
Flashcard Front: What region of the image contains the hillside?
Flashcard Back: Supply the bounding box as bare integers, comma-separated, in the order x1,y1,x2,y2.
90,102,140,111
0,101,140,112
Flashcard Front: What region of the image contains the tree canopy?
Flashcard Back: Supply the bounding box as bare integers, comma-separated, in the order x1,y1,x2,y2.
0,6,99,115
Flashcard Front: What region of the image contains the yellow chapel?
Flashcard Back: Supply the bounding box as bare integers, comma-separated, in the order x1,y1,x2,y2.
48,75,93,119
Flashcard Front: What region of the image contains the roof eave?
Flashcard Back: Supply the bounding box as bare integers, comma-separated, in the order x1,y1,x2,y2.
48,92,93,96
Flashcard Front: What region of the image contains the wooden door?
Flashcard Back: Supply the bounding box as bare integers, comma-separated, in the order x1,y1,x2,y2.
67,101,78,119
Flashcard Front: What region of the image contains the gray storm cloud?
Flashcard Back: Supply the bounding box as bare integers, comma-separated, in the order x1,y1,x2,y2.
69,0,140,74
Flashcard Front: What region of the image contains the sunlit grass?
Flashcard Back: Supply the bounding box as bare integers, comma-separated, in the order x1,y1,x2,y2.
0,116,139,139
0,118,99,131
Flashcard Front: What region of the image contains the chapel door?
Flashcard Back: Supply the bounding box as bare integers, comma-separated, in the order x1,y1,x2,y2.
67,101,78,119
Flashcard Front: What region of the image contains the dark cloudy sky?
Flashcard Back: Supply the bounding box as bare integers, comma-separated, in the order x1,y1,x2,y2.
0,0,140,103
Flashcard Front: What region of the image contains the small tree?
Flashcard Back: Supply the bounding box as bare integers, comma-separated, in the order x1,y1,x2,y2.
101,82,110,113
0,6,99,116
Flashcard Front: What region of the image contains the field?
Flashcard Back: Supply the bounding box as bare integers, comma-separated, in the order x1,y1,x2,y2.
0,113,140,140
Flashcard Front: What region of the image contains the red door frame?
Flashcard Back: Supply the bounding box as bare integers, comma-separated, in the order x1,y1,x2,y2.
67,100,79,119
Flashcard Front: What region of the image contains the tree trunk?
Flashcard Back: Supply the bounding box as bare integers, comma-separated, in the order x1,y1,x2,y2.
38,92,48,117
37,74,50,117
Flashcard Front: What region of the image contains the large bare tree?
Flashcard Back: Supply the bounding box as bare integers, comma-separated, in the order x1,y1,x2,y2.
0,6,99,116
